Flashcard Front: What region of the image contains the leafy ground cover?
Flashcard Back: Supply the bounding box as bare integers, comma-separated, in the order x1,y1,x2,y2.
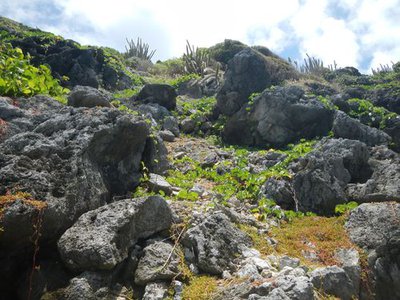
0,42,69,101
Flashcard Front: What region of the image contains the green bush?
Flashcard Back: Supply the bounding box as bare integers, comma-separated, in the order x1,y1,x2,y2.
0,42,68,101
150,57,186,76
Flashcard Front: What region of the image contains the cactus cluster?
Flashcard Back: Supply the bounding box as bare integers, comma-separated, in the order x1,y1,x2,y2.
124,37,156,61
288,54,336,76
183,40,212,76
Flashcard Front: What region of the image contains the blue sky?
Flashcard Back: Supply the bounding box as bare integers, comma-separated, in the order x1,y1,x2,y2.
1,0,400,73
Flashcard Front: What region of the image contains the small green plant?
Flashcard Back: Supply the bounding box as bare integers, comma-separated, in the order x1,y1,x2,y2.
176,189,199,201
348,98,398,129
0,42,69,101
110,100,139,116
112,88,140,99
246,92,260,112
252,198,316,222
334,201,358,215
316,95,338,110
124,37,156,61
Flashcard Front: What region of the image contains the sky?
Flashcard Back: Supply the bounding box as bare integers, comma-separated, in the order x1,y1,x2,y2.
1,0,400,73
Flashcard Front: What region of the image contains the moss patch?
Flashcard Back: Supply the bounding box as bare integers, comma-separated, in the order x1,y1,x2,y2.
270,215,355,266
182,275,218,300
242,215,358,268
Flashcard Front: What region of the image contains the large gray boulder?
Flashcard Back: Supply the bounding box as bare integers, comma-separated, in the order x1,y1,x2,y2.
135,84,177,110
346,146,400,202
134,240,180,285
216,48,298,116
0,96,150,252
223,86,334,147
181,212,252,275
67,85,112,108
292,138,371,214
346,202,400,300
58,196,172,272
142,134,170,175
333,110,391,146
311,266,358,300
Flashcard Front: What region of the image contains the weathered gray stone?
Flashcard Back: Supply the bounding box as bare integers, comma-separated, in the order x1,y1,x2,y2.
223,85,334,147
333,110,391,146
148,173,173,195
142,134,170,175
261,178,295,210
163,116,180,136
159,130,175,142
237,263,262,280
62,271,110,300
264,288,290,300
135,84,177,110
334,248,361,295
181,212,252,274
0,98,150,254
67,85,112,108
58,196,172,272
135,240,180,285
178,73,221,98
142,282,169,300
137,103,172,122
311,266,357,300
279,256,300,270
216,48,298,116
274,275,315,300
346,202,400,300
346,146,400,202
180,117,196,133
292,138,371,214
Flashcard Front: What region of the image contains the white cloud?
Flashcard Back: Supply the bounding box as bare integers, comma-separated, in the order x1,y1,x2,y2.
1,0,400,71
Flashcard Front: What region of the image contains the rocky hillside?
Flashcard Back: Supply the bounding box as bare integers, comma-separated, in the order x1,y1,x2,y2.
0,18,399,300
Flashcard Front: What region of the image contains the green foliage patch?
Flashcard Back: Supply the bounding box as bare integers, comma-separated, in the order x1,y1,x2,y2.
334,201,358,215
348,98,398,129
0,42,68,101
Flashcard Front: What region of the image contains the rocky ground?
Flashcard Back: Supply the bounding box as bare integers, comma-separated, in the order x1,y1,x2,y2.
1,17,400,300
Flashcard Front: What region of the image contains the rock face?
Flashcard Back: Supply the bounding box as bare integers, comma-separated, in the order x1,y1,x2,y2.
346,146,400,203
0,96,150,252
216,48,298,116
135,84,177,110
333,110,391,146
58,196,172,272
223,86,334,147
67,85,112,108
181,212,252,274
311,266,358,300
293,138,371,214
261,138,400,214
346,202,400,300
261,178,294,210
